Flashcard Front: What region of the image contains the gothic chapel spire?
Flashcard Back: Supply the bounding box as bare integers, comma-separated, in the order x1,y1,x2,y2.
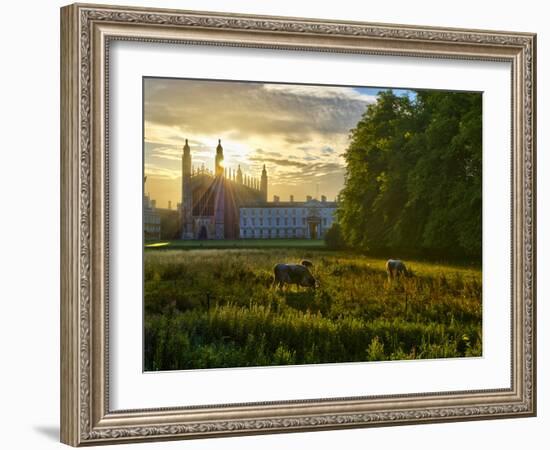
260,164,268,202
236,164,243,184
215,139,224,177
182,138,191,176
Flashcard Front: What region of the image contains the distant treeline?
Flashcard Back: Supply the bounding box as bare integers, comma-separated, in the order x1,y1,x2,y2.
336,90,482,260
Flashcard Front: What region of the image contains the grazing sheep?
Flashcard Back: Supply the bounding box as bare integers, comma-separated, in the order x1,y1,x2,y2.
386,259,408,281
272,263,318,290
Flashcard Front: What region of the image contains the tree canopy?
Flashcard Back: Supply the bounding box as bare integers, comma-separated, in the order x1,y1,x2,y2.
337,90,482,259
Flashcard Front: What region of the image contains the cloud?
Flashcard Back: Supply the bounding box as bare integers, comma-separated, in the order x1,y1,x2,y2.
249,156,308,168
255,148,283,158
143,78,387,202
263,83,377,103
144,163,180,180
267,161,346,201
144,78,375,144
284,136,308,145
148,146,181,161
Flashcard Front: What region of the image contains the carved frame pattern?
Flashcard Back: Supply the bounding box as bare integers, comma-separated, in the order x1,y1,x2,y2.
60,3,536,446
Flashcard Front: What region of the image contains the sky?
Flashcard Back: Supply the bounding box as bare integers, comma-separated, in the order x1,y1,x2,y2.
143,77,413,209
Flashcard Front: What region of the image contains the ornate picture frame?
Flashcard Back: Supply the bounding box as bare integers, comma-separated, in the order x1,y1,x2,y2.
60,3,536,446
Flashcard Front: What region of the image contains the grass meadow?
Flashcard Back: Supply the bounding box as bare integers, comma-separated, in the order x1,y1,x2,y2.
144,241,482,371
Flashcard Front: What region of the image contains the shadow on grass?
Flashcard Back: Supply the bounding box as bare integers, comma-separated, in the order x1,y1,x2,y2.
283,290,317,312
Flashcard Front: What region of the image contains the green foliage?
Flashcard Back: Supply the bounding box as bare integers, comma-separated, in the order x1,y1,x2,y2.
324,223,346,249
338,90,482,259
144,249,482,370
366,336,385,361
157,210,181,240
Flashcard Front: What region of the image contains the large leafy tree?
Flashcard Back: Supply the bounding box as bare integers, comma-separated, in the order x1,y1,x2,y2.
338,90,481,259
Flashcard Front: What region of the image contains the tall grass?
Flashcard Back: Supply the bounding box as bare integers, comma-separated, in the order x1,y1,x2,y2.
144,249,482,370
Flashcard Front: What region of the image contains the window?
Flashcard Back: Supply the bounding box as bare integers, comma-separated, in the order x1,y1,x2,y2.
276,218,280,226
293,218,296,226
243,218,247,226
260,218,263,226
302,218,306,225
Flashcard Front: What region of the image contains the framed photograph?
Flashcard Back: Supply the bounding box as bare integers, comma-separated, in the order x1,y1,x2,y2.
60,3,536,446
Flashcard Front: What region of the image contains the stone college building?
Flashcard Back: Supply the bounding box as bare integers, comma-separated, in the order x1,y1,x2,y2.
180,139,337,240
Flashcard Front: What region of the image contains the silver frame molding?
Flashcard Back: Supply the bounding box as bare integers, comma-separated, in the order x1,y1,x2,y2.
60,3,536,446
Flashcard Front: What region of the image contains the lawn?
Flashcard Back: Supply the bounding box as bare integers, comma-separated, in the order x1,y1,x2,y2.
144,247,482,371
145,239,329,250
